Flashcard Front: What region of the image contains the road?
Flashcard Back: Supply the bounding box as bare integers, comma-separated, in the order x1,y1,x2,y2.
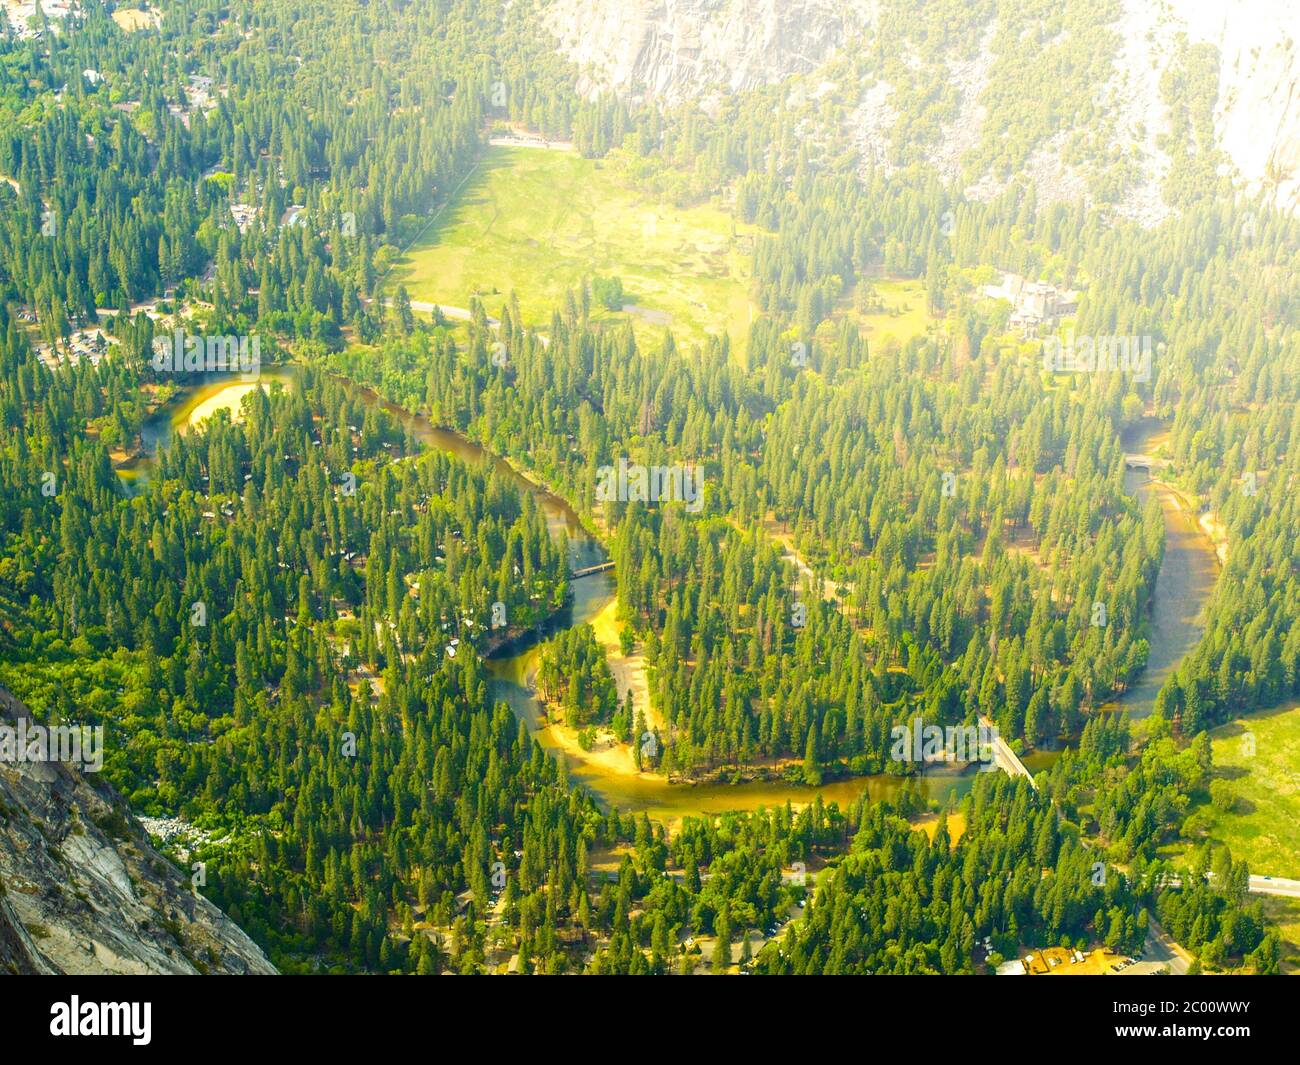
365,296,498,328
1119,918,1190,976
1248,875,1300,898
1163,872,1299,899
366,296,556,348
407,300,500,328
760,518,841,604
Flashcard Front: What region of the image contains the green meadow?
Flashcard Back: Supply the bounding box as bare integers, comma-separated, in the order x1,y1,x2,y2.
1179,702,1300,879
388,146,757,355
838,277,937,350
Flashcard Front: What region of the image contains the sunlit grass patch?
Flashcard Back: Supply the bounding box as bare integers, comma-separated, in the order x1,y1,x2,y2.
1180,702,1300,879
834,278,940,352
389,146,757,356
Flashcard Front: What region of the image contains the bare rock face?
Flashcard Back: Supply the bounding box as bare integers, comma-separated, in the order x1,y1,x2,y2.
0,687,275,975
544,0,876,105
543,0,1299,218
1173,0,1300,215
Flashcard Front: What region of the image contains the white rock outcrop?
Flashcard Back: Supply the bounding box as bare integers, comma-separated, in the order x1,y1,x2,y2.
0,687,276,975
545,0,877,105
543,0,1299,217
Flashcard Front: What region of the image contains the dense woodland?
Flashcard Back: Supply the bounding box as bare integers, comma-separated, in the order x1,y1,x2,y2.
0,0,1294,974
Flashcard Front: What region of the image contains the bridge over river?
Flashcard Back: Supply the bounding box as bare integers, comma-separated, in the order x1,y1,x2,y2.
1122,453,1167,471
979,715,1038,791
570,560,614,579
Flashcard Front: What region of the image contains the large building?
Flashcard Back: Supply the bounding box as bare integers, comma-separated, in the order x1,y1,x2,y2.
984,271,1079,335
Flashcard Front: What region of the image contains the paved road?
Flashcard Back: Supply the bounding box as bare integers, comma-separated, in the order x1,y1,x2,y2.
407,300,500,328
367,296,556,348
367,296,499,328
1248,874,1300,898
1167,871,1300,899
1119,918,1190,976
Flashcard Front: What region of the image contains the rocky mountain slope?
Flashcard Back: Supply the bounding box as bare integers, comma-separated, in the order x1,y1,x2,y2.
543,0,877,105
544,0,1299,221
1183,0,1300,215
0,687,275,975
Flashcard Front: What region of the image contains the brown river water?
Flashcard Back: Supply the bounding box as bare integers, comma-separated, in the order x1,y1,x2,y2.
1105,422,1220,719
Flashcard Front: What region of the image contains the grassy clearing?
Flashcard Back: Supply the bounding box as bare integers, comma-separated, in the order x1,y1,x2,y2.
388,146,757,356
839,278,936,349
914,810,967,845
1181,702,1300,878
111,6,162,31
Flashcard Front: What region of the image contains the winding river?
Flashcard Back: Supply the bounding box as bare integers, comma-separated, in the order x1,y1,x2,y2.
119,375,1219,822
